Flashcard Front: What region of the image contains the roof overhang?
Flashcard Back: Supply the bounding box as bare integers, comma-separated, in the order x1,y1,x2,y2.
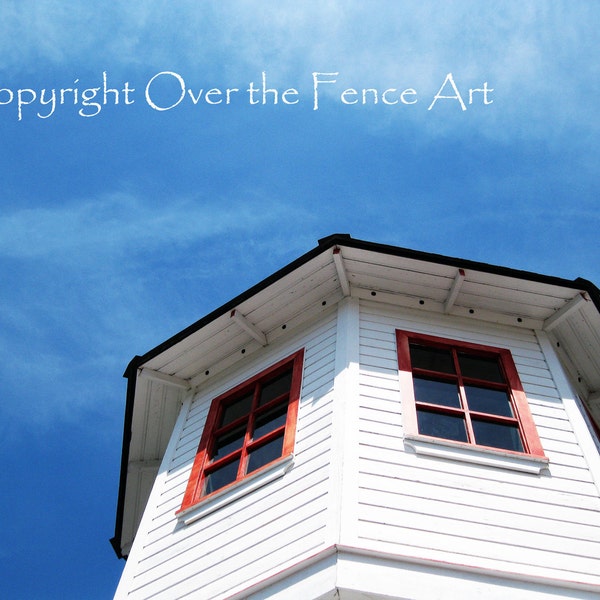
111,233,600,558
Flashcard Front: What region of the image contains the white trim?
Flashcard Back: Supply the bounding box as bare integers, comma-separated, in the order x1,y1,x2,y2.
225,546,338,600
333,247,351,296
335,546,600,598
536,330,600,497
350,287,544,330
114,392,192,598
138,367,190,390
543,293,588,332
231,308,268,346
230,544,600,599
444,268,465,313
403,435,549,475
329,297,361,546
177,454,295,526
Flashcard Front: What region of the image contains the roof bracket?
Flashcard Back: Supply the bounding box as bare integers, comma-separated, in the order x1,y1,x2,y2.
543,293,588,331
231,309,268,346
139,368,190,390
444,268,466,313
333,247,351,296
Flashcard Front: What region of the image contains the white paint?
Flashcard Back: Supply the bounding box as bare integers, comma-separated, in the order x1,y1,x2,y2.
536,330,600,497
138,368,190,390
333,248,351,297
179,454,295,525
115,313,338,599
403,435,549,474
328,297,360,545
444,268,465,313
115,391,193,598
231,309,268,346
543,293,588,331
115,297,600,599
355,301,600,589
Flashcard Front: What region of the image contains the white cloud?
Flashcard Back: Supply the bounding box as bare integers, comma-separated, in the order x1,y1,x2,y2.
1,1,598,428
0,190,308,261
2,1,597,140
0,188,315,424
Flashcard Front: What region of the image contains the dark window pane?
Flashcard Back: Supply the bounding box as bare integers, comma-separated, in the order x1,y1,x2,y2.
221,393,253,426
259,370,292,406
413,377,461,408
203,458,240,495
417,409,468,442
247,434,284,473
458,354,504,383
211,423,246,461
410,344,455,374
253,402,288,440
472,419,523,452
465,386,513,417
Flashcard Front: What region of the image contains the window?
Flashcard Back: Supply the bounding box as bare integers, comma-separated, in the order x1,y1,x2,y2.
396,330,545,457
179,349,304,513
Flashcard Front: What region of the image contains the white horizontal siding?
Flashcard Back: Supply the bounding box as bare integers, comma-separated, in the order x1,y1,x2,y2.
132,495,328,599
356,300,600,586
118,297,600,598
117,311,338,600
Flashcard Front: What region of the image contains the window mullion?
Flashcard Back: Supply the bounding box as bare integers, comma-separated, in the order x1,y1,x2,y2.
247,425,286,449
415,402,464,417
412,368,456,382
238,382,260,479
453,348,475,443
205,449,243,472
469,411,519,425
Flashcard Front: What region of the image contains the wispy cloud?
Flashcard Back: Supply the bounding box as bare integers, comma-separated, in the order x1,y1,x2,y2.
0,190,312,425
2,2,597,139
0,191,308,260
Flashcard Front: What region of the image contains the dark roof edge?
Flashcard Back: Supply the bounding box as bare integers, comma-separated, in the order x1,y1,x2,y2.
125,233,599,376
574,277,600,310
111,233,600,557
339,236,600,303
121,234,351,377
110,363,139,559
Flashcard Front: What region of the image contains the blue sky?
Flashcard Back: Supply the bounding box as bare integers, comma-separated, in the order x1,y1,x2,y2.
1,2,598,598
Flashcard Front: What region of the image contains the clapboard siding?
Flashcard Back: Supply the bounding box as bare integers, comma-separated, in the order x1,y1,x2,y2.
360,446,600,509
117,294,600,598
131,511,328,599
358,500,600,566
117,312,338,599
356,300,600,585
142,433,333,567
134,480,329,590
357,523,600,584
359,471,600,528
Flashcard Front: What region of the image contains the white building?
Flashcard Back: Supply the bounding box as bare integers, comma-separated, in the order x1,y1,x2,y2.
111,234,600,599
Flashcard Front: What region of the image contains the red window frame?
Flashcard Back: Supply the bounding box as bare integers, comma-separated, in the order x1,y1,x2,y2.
396,330,545,457
179,349,304,512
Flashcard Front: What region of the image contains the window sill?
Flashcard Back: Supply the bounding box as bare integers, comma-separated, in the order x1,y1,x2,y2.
403,435,549,475
177,454,295,526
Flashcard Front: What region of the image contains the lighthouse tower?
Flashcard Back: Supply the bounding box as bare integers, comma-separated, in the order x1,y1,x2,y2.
111,234,600,599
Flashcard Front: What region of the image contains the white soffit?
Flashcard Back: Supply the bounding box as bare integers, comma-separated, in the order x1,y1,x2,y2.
137,243,596,388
